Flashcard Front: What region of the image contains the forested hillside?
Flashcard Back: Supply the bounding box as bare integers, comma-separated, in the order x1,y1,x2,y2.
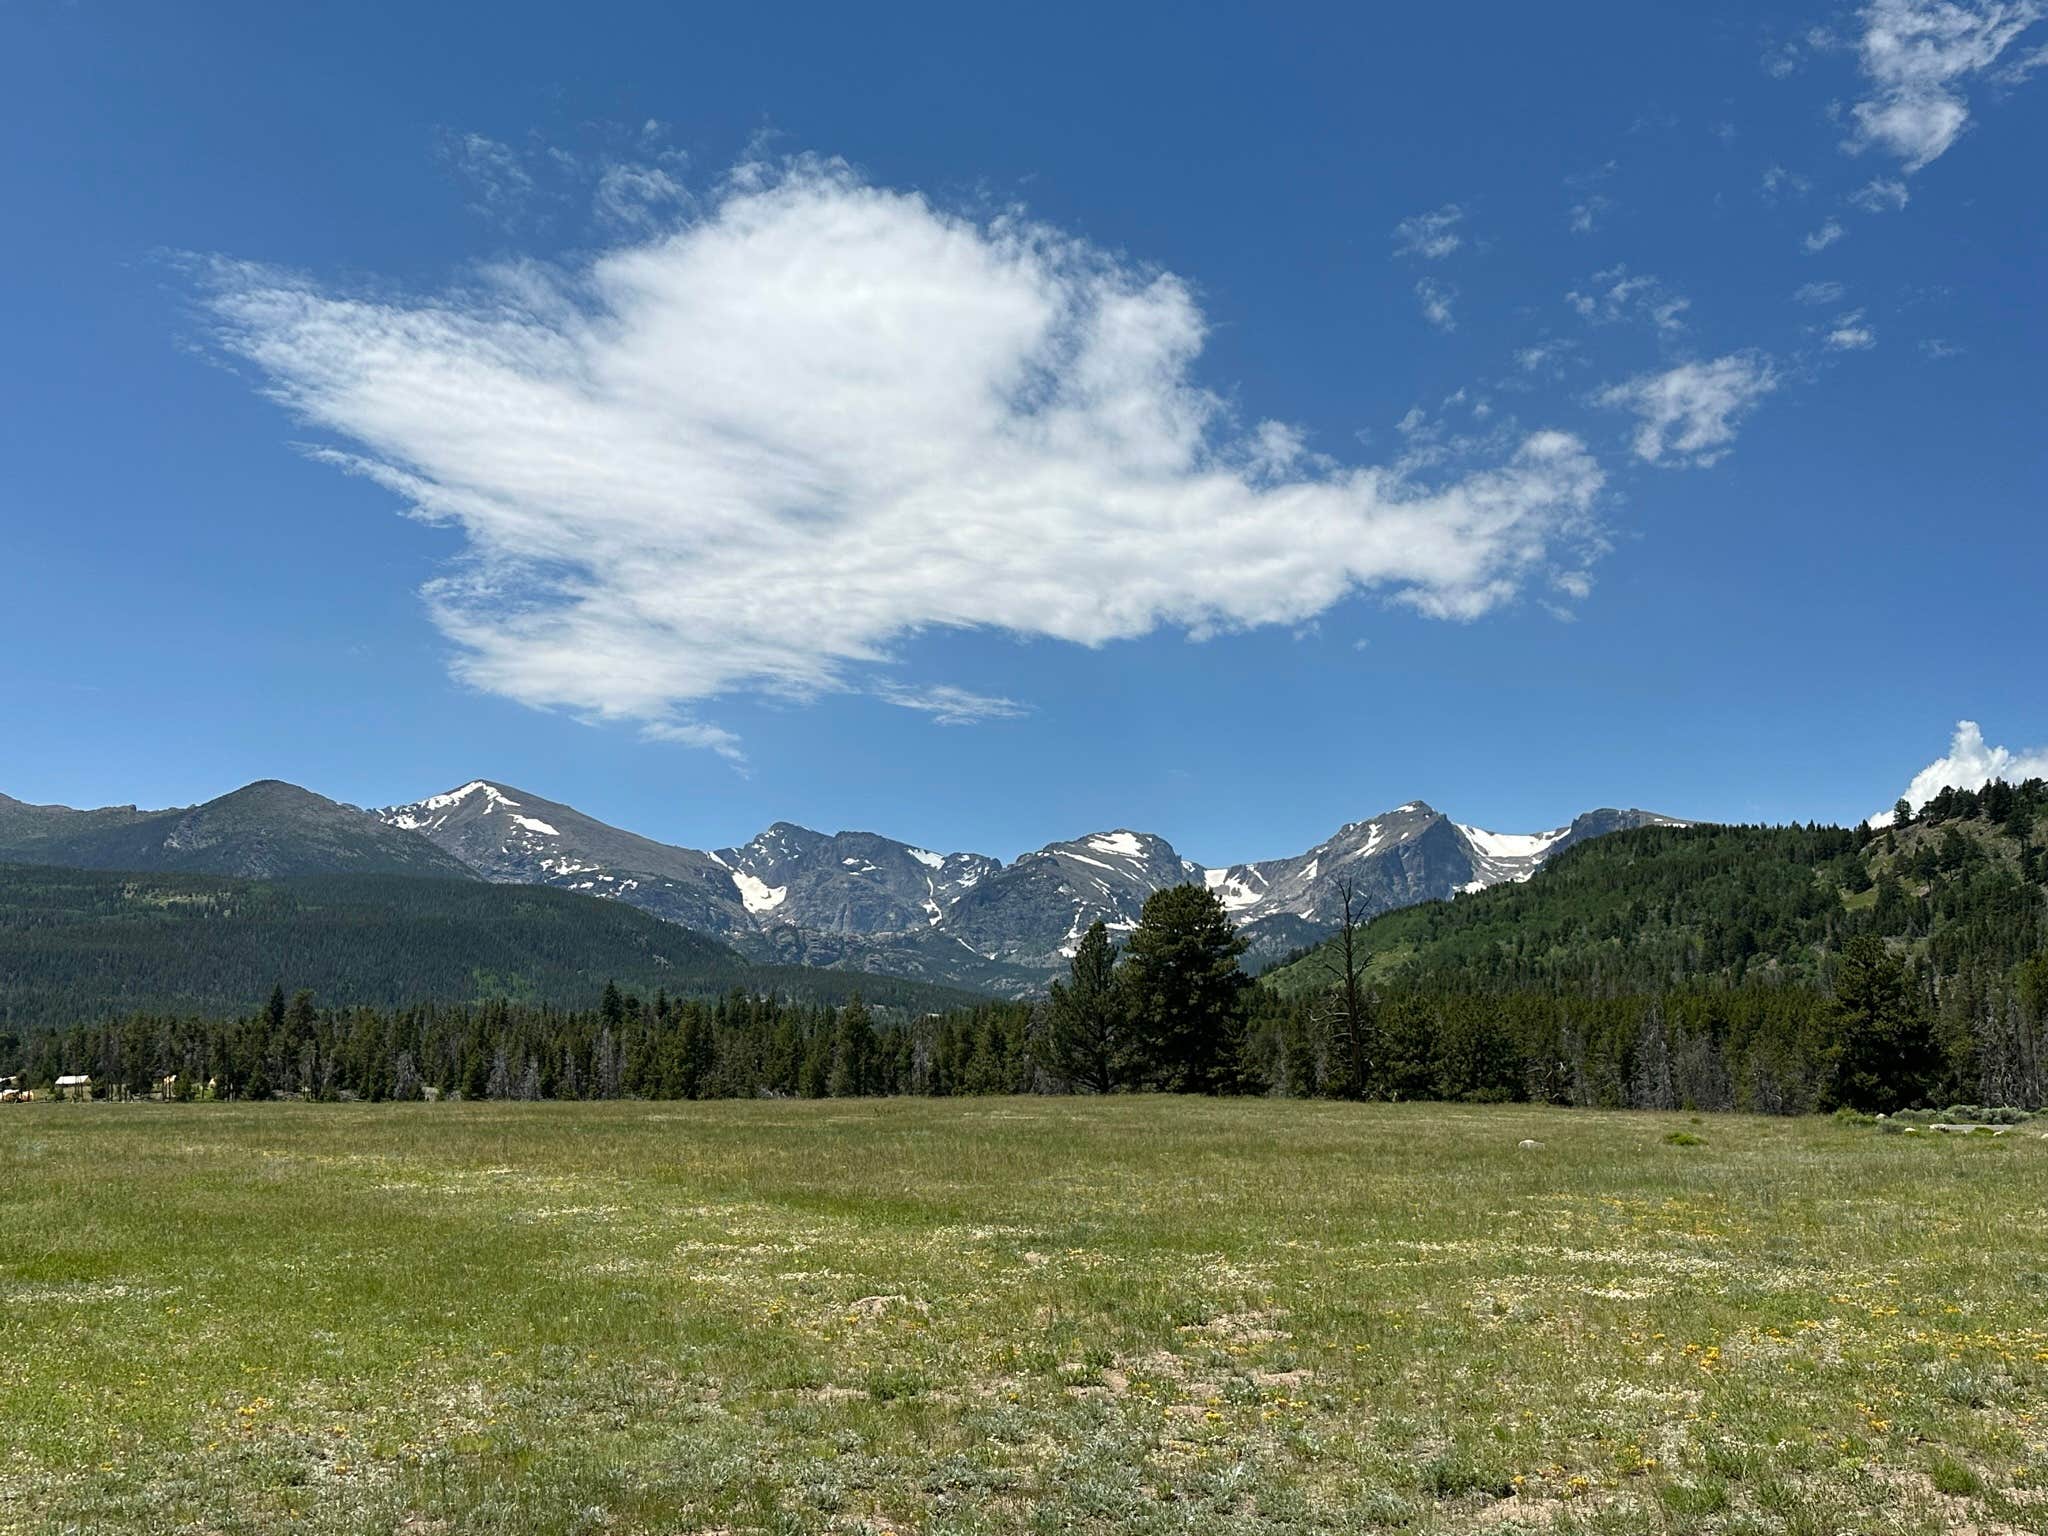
1264,783,2046,996
1246,780,2048,1113
0,780,478,880
0,863,980,1026
9,782,2044,1117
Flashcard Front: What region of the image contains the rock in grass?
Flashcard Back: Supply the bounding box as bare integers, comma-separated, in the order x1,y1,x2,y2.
1517,1139,1542,1150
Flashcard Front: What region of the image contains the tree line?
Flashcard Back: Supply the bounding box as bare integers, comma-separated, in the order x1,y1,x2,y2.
11,899,2046,1117
8,783,2046,1115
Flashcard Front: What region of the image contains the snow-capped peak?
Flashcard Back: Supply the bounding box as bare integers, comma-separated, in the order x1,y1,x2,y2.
1456,823,1569,861
1085,831,1147,858
382,779,522,830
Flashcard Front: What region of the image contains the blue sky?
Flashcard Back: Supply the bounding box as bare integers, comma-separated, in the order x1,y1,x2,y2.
3,1,2045,864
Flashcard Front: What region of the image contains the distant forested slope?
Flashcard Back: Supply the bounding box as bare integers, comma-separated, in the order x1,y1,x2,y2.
0,862,982,1026
1263,788,2047,997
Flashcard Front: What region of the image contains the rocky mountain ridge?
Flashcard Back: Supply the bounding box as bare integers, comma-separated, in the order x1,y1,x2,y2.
376,780,1685,991
2,776,1685,996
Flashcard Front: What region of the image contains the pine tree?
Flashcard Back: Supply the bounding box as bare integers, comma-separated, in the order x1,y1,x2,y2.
1118,884,1252,1093
828,995,876,1097
1040,920,1124,1092
1826,937,1938,1112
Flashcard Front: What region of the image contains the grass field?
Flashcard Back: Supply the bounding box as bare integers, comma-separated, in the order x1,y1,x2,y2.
5,1100,2048,1534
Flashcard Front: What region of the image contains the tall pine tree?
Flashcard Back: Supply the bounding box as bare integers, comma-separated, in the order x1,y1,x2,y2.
1041,920,1125,1092
1119,885,1252,1093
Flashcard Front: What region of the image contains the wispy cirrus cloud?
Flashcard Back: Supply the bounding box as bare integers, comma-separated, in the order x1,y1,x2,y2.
1846,0,2045,171
200,159,1606,755
594,163,689,231
1566,265,1690,333
435,131,536,226
1804,219,1846,252
1760,163,1813,201
1414,277,1458,330
1849,175,1912,211
1391,205,1466,260
1825,309,1879,349
1597,354,1778,468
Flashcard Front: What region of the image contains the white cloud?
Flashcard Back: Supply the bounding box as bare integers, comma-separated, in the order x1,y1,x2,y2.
1568,195,1610,233
1804,219,1846,251
1873,719,2048,823
1762,42,1804,77
437,132,536,225
1414,277,1458,330
1597,354,1778,467
1793,279,1848,304
1825,310,1879,348
871,683,1027,726
1920,336,1967,356
595,163,688,231
201,160,1606,752
1847,0,2045,171
1566,265,1690,333
1849,175,1912,211
1760,163,1812,201
1392,205,1465,260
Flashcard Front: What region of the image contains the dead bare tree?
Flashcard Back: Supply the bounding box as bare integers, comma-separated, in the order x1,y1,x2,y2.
1314,877,1376,1099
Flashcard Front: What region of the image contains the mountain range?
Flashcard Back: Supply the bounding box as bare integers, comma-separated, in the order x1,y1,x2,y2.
0,778,1684,995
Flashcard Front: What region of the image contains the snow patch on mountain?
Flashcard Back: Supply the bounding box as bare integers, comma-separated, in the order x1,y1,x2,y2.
1457,824,1568,861
730,870,788,914
386,780,524,831
1086,832,1146,858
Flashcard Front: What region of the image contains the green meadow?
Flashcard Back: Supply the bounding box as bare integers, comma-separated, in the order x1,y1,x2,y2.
4,1099,2047,1534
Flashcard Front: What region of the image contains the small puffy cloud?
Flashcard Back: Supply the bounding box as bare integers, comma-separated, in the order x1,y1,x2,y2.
1873,719,2048,823
1804,219,1846,251
1826,310,1879,349
1920,336,1967,356
1762,41,1805,76
1849,175,1912,211
200,160,1607,752
1568,195,1611,233
1415,277,1458,330
1597,353,1778,467
1760,163,1813,201
1846,0,2045,172
1392,205,1466,260
1566,265,1690,333
1794,279,1848,304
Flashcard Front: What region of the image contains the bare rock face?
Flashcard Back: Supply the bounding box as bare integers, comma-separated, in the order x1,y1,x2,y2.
372,780,1684,996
